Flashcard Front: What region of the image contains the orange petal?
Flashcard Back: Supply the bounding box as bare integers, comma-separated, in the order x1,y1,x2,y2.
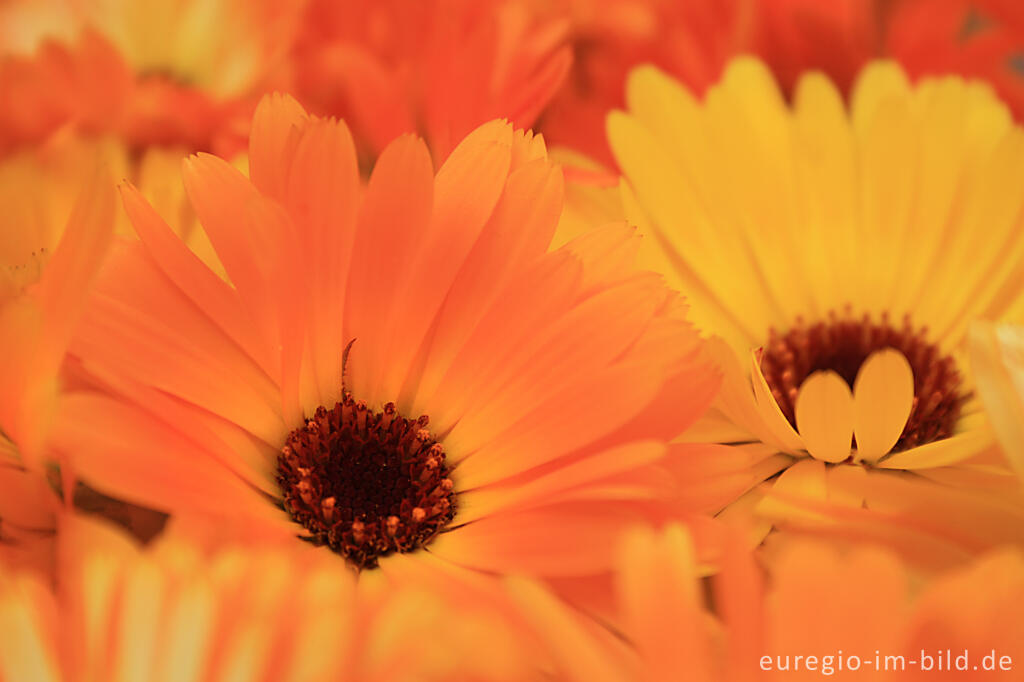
429,501,640,577
283,118,360,409
407,157,564,415
343,134,434,407
247,93,309,200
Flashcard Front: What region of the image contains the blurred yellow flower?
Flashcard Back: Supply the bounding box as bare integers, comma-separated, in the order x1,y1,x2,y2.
609,57,1024,563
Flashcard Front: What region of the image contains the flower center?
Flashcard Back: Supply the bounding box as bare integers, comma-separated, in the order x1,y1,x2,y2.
276,394,456,569
759,310,967,452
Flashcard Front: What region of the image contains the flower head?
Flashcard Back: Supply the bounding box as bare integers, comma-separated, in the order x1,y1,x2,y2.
0,0,302,156
609,58,1024,561
54,94,721,587
0,515,571,681
0,152,115,576
291,0,572,161
511,523,1024,682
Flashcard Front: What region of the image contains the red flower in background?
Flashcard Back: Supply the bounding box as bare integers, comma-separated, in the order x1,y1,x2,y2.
541,0,1024,167
538,0,753,167
889,0,1024,120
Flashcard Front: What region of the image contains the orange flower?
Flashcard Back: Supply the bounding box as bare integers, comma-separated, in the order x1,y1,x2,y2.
292,0,572,161
0,0,302,156
0,155,115,575
511,524,1024,682
0,515,572,681
52,95,721,591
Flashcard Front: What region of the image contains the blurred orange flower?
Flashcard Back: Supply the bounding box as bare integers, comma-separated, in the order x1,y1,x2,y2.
0,158,114,576
292,0,572,161
51,95,722,593
0,515,571,681
888,0,1024,121
513,524,1024,682
0,0,302,156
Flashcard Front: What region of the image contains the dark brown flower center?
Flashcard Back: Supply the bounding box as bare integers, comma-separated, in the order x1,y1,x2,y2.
276,394,456,569
759,310,967,452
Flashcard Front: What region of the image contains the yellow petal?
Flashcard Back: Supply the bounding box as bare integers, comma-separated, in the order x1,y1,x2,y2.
852,349,915,463
850,61,911,137
877,425,995,470
756,458,827,522
794,371,854,463
749,350,805,453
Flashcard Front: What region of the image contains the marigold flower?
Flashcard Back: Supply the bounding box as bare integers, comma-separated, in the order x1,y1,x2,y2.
52,94,721,593
512,524,1024,681
543,0,1024,168
888,0,1024,122
0,156,114,575
292,0,572,161
0,515,571,681
0,0,302,156
609,58,1024,563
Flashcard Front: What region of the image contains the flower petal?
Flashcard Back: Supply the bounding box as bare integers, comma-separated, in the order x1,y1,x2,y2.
794,370,854,463
852,348,914,463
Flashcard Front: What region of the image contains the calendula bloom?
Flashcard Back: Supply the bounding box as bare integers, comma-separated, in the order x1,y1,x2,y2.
970,323,1024,483
609,59,1024,562
0,515,574,681
54,95,721,590
510,524,749,682
888,0,1024,122
539,0,751,167
0,0,302,156
0,158,114,575
292,0,572,161
747,0,889,95
513,524,1024,682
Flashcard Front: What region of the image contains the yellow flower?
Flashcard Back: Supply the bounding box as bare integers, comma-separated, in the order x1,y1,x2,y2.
609,57,1024,560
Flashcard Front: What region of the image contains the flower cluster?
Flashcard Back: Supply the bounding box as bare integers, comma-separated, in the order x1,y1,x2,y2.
1,0,1023,678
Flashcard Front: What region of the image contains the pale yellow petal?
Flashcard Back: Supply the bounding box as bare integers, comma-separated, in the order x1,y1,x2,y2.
794,371,854,463
852,349,915,463
969,322,1024,482
749,350,805,453
877,427,995,470
756,458,827,522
